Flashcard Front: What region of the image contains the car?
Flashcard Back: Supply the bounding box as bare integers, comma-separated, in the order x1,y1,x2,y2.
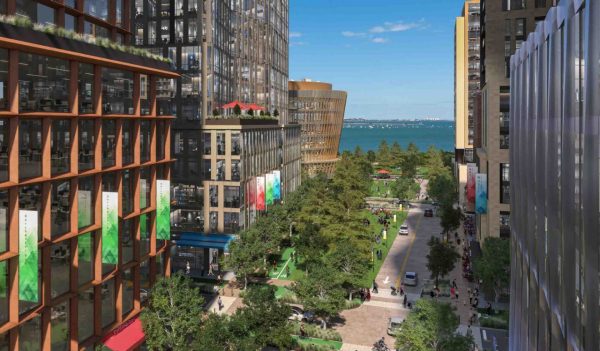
424,209,434,217
404,272,418,286
387,316,405,335
288,305,315,323
398,224,409,235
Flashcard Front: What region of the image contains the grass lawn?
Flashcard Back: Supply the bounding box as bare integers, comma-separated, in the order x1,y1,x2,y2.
370,179,395,197
360,209,408,287
269,247,297,279
292,336,343,350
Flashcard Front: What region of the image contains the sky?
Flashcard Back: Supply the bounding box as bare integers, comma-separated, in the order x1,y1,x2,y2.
289,0,466,120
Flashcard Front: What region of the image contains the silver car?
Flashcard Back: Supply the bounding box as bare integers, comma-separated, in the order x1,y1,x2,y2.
398,224,409,235
404,272,418,286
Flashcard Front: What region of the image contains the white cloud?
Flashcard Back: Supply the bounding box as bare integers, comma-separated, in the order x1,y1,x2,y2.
290,32,302,38
342,31,366,38
371,37,388,44
369,20,426,33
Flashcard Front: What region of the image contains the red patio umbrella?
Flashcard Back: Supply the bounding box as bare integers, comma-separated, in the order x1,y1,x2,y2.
221,100,249,110
377,169,391,174
245,103,266,111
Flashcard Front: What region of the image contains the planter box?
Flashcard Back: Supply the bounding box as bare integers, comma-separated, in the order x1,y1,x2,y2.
0,22,171,71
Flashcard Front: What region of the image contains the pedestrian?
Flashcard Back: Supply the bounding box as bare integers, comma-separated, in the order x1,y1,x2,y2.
218,296,223,311
450,286,456,299
430,290,435,299
456,289,460,300
185,261,191,275
372,280,378,293
367,290,371,301
452,279,457,289
403,294,408,308
400,284,404,296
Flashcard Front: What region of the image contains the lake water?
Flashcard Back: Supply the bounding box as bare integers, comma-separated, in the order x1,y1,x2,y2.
339,120,454,153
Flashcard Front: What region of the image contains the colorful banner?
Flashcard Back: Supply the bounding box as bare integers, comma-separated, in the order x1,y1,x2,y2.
102,192,119,264
156,180,171,240
466,163,477,211
475,173,488,214
266,173,274,206
78,190,92,228
273,170,281,200
256,176,265,211
19,210,38,302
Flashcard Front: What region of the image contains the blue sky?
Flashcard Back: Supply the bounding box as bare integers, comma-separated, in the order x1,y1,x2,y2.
289,0,465,120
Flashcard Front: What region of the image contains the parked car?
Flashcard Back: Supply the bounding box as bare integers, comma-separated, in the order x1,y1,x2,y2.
404,272,418,286
387,316,405,335
288,305,315,323
398,224,409,236
424,209,434,217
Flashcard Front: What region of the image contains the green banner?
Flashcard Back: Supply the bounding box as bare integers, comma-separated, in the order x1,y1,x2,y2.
78,190,92,228
78,232,92,263
19,210,38,302
0,260,6,298
156,180,170,240
102,192,118,264
140,213,147,238
265,173,274,206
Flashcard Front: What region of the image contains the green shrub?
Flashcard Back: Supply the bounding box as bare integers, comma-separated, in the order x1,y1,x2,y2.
289,322,342,341
345,298,362,309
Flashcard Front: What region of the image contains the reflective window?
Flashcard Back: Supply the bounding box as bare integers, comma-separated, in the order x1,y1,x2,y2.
116,0,123,26
122,170,133,215
0,261,7,324
140,214,150,257
232,160,240,181
19,53,69,112
50,240,70,297
203,133,211,155
224,212,239,233
102,68,134,114
78,288,94,342
79,119,96,171
19,315,41,351
209,211,218,232
36,3,54,26
216,133,225,155
501,163,510,204
19,185,42,241
19,119,42,180
157,78,175,115
209,186,218,207
121,219,134,264
51,301,69,350
216,160,225,180
78,177,94,228
78,232,94,285
101,279,115,327
0,49,8,110
203,160,211,180
156,121,166,161
188,18,197,42
102,172,117,192
140,121,151,163
231,133,241,155
140,167,151,209
0,119,8,182
122,120,134,165
140,260,150,305
84,0,108,21
0,191,7,253
79,63,94,114
51,119,71,175
64,13,75,31
51,180,71,237
224,187,240,208
140,75,150,115
102,119,116,168
122,268,134,316
156,252,164,277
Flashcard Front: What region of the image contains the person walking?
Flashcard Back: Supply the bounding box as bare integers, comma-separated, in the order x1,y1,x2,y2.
450,286,456,299
403,294,408,308
185,261,191,275
372,280,379,293
455,289,460,301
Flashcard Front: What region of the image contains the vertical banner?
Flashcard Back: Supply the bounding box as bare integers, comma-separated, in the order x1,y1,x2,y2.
78,190,92,228
475,173,488,214
19,210,38,302
466,163,477,212
265,173,274,206
102,192,119,264
156,180,171,240
273,170,281,200
256,176,265,211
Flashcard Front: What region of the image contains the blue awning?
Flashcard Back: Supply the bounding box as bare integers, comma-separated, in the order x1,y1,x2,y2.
173,233,236,252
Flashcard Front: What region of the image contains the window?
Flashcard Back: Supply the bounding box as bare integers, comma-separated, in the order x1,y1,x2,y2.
232,160,240,181
175,19,184,41
140,214,150,257
0,119,8,182
19,315,41,351
0,191,7,253
188,18,197,42
19,119,42,180
102,119,116,168
78,288,94,342
140,75,150,115
140,167,151,209
217,133,225,155
203,160,211,180
116,0,123,26
140,121,151,163
175,0,184,15
101,279,115,327
156,252,165,277
79,119,96,171
36,3,54,26
19,256,41,314
51,301,69,350
535,0,546,8
51,180,71,237
122,170,133,215
500,163,510,204
157,78,175,115
216,160,225,180
0,261,7,324
51,119,71,175
504,39,511,57
203,133,212,155
122,268,134,316
140,260,150,304
84,0,108,21
50,240,70,297
19,53,70,112
224,212,239,233
0,49,8,110
500,212,511,238
156,121,166,160
209,186,218,207
102,68,134,114
121,219,134,264
231,133,241,155
224,187,240,208
79,63,94,114
78,177,94,228
516,18,526,38
122,120,134,165
78,232,94,284
209,211,218,232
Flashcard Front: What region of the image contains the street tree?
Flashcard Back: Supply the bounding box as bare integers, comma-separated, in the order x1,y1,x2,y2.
426,236,460,285
439,203,462,238
292,262,346,329
428,172,457,206
326,239,371,298
473,237,510,303
392,177,420,201
140,273,205,350
293,223,329,267
395,299,474,351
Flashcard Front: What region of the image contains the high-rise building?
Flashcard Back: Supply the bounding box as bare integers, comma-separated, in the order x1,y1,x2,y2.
134,0,301,277
288,80,347,177
509,1,600,349
454,0,480,210
475,0,552,241
0,0,178,349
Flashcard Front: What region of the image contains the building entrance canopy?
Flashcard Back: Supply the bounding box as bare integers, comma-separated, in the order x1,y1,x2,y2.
102,317,145,351
174,233,236,252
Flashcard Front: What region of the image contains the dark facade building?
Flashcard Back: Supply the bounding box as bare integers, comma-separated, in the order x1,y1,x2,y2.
288,79,347,178
475,0,552,241
509,0,600,349
134,0,300,278
0,0,178,350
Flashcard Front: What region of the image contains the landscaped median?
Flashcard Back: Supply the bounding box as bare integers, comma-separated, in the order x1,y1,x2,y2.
290,322,343,350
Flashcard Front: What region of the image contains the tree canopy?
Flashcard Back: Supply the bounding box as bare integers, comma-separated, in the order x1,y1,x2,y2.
473,237,510,302
426,236,460,285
